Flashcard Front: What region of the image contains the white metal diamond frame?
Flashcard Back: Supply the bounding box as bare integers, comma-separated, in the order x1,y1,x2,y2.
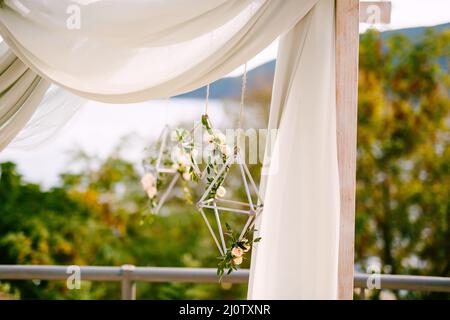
154,125,177,174
196,149,264,255
145,124,188,214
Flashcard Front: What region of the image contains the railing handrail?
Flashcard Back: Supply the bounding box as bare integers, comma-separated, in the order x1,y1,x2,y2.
0,265,250,283
0,265,449,299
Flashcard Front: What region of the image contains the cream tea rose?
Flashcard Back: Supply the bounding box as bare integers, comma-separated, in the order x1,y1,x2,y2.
231,246,243,258
141,173,156,190
215,132,226,145
240,239,251,252
172,162,180,170
170,130,178,142
203,131,214,144
182,172,191,181
141,173,157,199
146,186,157,199
172,147,190,166
220,144,231,156
216,186,226,198
233,256,243,266
190,148,198,158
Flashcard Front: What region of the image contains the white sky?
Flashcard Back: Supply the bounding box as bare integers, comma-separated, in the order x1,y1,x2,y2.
229,0,450,76
1,0,449,187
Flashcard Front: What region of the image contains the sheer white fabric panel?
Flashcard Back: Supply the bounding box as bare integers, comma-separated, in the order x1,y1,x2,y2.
248,0,339,299
0,42,49,150
0,0,318,103
8,86,84,150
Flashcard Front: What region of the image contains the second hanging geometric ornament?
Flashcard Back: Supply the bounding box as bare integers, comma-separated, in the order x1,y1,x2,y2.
141,123,199,214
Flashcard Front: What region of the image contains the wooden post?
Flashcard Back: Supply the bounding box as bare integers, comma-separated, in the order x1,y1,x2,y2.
336,0,360,300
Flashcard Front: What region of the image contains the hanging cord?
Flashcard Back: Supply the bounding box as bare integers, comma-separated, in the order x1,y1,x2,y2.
238,63,248,129
204,84,210,115
164,96,170,125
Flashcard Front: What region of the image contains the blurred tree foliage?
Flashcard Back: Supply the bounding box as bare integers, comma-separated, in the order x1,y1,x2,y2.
356,28,449,299
0,28,449,299
0,142,248,299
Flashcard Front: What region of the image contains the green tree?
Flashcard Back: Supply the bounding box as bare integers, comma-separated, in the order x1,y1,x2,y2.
0,139,248,299
244,27,450,299
356,28,449,299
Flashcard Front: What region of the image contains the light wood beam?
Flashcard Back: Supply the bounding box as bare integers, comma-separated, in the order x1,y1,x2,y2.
336,0,360,300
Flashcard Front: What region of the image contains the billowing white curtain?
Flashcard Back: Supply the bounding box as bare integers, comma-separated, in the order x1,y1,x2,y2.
0,0,317,151
0,0,318,103
0,0,340,299
248,0,339,299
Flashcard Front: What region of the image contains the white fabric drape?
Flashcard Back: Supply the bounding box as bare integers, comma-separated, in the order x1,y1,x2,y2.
248,0,339,299
0,0,318,103
0,41,49,150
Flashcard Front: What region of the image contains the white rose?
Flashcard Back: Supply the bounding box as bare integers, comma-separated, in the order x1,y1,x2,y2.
178,154,191,167
172,147,183,162
182,172,191,181
172,162,180,170
220,144,231,156
146,186,157,199
170,130,178,142
216,186,226,198
173,147,190,166
215,132,226,144
141,173,156,191
233,256,243,266
243,244,251,252
203,131,214,144
231,246,243,258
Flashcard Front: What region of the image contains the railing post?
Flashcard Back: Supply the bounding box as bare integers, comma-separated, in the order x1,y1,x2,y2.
121,264,136,300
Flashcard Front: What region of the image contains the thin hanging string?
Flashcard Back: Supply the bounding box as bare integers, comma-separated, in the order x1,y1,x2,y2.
203,31,214,117
164,96,170,125
204,84,210,115
238,62,248,129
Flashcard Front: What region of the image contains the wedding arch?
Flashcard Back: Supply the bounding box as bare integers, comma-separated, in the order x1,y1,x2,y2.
0,0,391,299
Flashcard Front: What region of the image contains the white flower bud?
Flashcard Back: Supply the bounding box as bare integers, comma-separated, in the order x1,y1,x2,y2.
216,186,226,198
233,256,243,265
182,172,191,181
141,173,156,191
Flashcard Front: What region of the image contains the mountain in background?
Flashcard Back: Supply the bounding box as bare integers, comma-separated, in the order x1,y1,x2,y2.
177,22,449,100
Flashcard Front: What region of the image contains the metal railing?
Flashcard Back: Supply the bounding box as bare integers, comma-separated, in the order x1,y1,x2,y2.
0,265,449,299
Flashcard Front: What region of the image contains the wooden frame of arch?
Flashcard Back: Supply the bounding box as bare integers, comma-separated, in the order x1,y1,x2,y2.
336,0,391,299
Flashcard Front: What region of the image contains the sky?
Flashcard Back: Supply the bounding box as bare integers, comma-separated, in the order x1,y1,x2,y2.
1,0,449,188
229,0,450,76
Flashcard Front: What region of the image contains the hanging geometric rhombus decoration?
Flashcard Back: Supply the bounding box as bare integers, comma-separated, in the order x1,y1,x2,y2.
143,124,196,214
196,149,264,255
142,125,177,214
